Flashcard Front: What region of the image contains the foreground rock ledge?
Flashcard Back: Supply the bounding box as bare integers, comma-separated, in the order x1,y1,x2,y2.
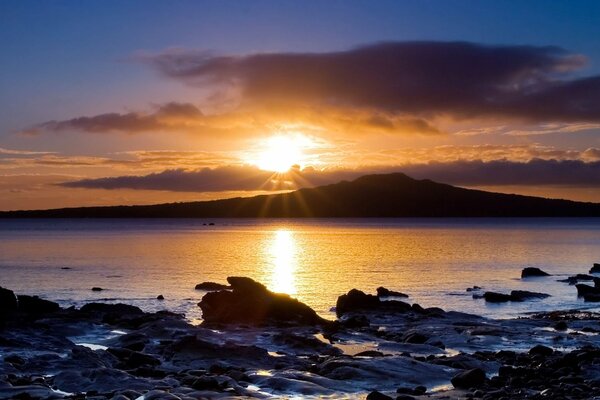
198,276,330,326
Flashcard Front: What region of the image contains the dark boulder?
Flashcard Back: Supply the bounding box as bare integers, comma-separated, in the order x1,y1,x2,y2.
194,282,231,291
595,277,600,287
0,286,18,316
583,293,600,302
521,267,550,278
335,288,412,316
483,292,512,303
529,345,553,357
16,295,60,314
156,295,164,300
366,391,393,400
575,284,600,297
91,287,104,291
451,368,486,389
554,321,568,331
198,276,327,326
376,287,408,298
80,303,144,315
509,290,550,302
590,263,600,274
558,274,595,284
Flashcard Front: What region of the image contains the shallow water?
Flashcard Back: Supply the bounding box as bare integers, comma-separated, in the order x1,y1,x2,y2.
1,218,600,322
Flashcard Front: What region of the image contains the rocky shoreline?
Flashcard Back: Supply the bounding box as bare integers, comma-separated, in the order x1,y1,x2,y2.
2,272,600,399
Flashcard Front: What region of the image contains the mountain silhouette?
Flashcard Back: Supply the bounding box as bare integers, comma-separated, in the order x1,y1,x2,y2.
2,173,600,218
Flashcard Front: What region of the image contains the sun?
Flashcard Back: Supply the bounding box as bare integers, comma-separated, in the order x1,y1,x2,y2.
254,135,307,173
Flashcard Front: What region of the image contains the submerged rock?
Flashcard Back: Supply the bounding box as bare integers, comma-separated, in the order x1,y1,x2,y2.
521,267,550,278
194,281,231,291
483,290,550,303
509,290,550,301
198,276,328,326
335,289,412,316
376,287,408,298
451,368,486,389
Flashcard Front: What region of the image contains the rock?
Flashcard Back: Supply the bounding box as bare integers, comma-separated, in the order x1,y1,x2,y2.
575,284,600,296
483,292,512,303
509,290,550,301
198,276,328,326
0,286,18,316
583,293,600,302
451,368,486,389
376,287,408,298
335,288,412,316
466,286,482,292
191,376,221,391
595,277,600,287
554,321,568,331
396,386,426,396
558,274,595,284
80,303,144,315
366,390,393,400
156,295,164,300
195,282,231,291
396,396,416,400
521,267,550,278
91,287,104,291
590,263,600,274
354,350,384,357
16,295,60,314
402,331,429,344
529,344,553,356
340,314,370,328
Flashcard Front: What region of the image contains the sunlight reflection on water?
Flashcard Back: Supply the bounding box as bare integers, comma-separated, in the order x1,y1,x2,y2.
268,230,297,295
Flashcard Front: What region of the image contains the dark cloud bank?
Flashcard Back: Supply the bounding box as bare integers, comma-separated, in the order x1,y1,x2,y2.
61,159,600,193
147,41,600,123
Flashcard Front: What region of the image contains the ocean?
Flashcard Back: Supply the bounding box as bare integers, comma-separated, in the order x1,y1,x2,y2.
1,218,600,322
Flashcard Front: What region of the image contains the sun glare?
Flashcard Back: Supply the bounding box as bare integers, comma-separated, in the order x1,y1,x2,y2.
255,135,308,173
268,230,297,295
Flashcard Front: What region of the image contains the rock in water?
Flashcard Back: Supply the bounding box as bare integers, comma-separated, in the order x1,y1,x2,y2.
451,368,486,389
483,292,512,303
521,267,550,278
0,286,18,317
91,287,104,291
376,286,408,298
590,263,600,274
509,290,550,301
198,276,328,326
194,282,230,291
335,288,412,316
575,283,600,296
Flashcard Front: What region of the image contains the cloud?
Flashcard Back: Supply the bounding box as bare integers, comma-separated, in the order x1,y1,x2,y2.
59,159,600,193
27,102,204,134
143,41,599,123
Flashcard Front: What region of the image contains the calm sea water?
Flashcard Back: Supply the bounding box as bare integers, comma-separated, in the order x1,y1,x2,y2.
1,218,600,322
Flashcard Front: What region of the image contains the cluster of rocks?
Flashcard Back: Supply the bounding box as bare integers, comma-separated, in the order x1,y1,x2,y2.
3,271,600,399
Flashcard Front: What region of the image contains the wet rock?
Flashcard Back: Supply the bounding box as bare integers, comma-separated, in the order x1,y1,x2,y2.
509,290,550,301
194,282,230,291
529,344,553,357
366,390,393,400
521,267,550,278
191,376,221,391
554,321,568,331
80,302,144,315
590,263,600,274
199,276,327,326
451,368,486,389
0,286,18,316
575,283,600,296
336,288,412,316
91,287,104,291
376,287,408,298
16,295,60,314
156,294,164,300
583,293,600,302
340,314,370,328
402,331,429,344
466,286,482,292
354,350,385,357
483,292,512,303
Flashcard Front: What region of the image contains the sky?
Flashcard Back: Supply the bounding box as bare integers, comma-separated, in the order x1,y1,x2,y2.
1,0,600,210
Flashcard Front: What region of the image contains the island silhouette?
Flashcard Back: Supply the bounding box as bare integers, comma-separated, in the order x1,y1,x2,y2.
2,173,599,218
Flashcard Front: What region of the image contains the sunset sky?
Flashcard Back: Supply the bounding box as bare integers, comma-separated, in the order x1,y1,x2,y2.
1,0,600,210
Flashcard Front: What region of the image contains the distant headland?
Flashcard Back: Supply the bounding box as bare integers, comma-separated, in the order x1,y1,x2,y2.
1,173,600,218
